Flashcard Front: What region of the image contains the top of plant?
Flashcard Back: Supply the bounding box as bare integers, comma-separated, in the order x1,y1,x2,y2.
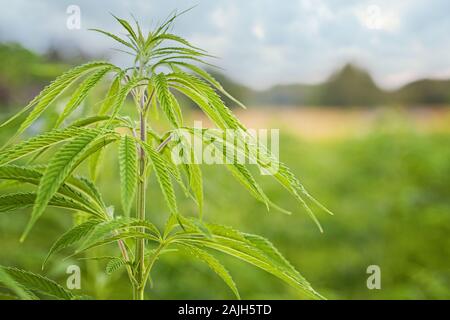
0,9,332,300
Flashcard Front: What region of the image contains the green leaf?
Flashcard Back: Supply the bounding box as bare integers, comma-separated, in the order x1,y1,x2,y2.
140,141,178,216
0,61,114,137
225,163,270,210
112,15,139,42
89,149,103,181
0,192,100,215
151,47,212,59
78,217,160,254
22,130,103,241
176,214,212,239
150,33,203,51
179,244,240,299
163,213,180,239
67,175,106,211
55,66,115,127
186,128,290,213
0,266,75,300
192,128,324,223
89,29,136,50
132,17,145,43
151,7,196,39
169,72,243,130
242,233,305,279
169,62,246,109
99,76,121,115
70,132,119,171
153,56,218,73
271,163,327,232
233,128,331,222
174,133,203,217
108,78,142,124
43,219,101,268
194,128,269,207
0,165,41,184
171,83,226,128
0,165,104,216
186,162,203,217
119,135,138,216
153,73,182,127
106,257,128,275
68,115,112,128
75,231,158,255
0,267,37,300
175,221,324,300
0,127,97,166
77,218,130,251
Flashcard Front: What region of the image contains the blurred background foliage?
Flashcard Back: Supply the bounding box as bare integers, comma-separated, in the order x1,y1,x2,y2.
209,63,450,108
0,43,449,300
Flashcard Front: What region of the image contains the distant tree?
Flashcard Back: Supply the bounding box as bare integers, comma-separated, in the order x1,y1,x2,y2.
318,64,385,107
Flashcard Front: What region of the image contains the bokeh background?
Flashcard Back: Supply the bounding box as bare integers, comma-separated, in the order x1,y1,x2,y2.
0,0,449,299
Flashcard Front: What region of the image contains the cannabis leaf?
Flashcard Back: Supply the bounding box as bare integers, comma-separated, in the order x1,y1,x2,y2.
119,135,138,216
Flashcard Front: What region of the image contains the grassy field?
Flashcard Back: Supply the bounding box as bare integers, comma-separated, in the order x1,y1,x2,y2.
194,106,450,140
1,107,449,299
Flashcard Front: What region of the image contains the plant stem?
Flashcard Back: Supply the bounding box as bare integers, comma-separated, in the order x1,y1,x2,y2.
135,92,147,299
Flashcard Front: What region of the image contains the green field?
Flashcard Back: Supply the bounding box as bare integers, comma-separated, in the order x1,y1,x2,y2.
1,119,449,299
0,41,449,300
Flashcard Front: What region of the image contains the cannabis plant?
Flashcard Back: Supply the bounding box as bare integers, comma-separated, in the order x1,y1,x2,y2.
0,12,331,300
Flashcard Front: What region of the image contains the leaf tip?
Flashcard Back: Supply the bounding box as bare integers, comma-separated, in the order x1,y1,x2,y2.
19,234,27,243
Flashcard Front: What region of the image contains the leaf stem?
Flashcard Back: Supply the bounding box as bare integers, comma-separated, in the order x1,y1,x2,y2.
141,243,165,291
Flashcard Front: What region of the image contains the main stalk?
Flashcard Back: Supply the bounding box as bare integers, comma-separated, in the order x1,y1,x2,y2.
134,73,148,300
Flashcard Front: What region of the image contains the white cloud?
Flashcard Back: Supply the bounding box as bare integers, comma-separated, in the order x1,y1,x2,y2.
355,4,400,32
1,0,450,89
209,5,238,30
251,23,265,40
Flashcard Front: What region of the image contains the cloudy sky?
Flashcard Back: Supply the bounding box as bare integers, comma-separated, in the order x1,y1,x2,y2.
0,0,450,90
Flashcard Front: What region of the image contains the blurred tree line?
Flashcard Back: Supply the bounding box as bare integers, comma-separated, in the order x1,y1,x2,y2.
0,43,69,108
0,43,94,110
212,64,450,108
1,43,450,110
